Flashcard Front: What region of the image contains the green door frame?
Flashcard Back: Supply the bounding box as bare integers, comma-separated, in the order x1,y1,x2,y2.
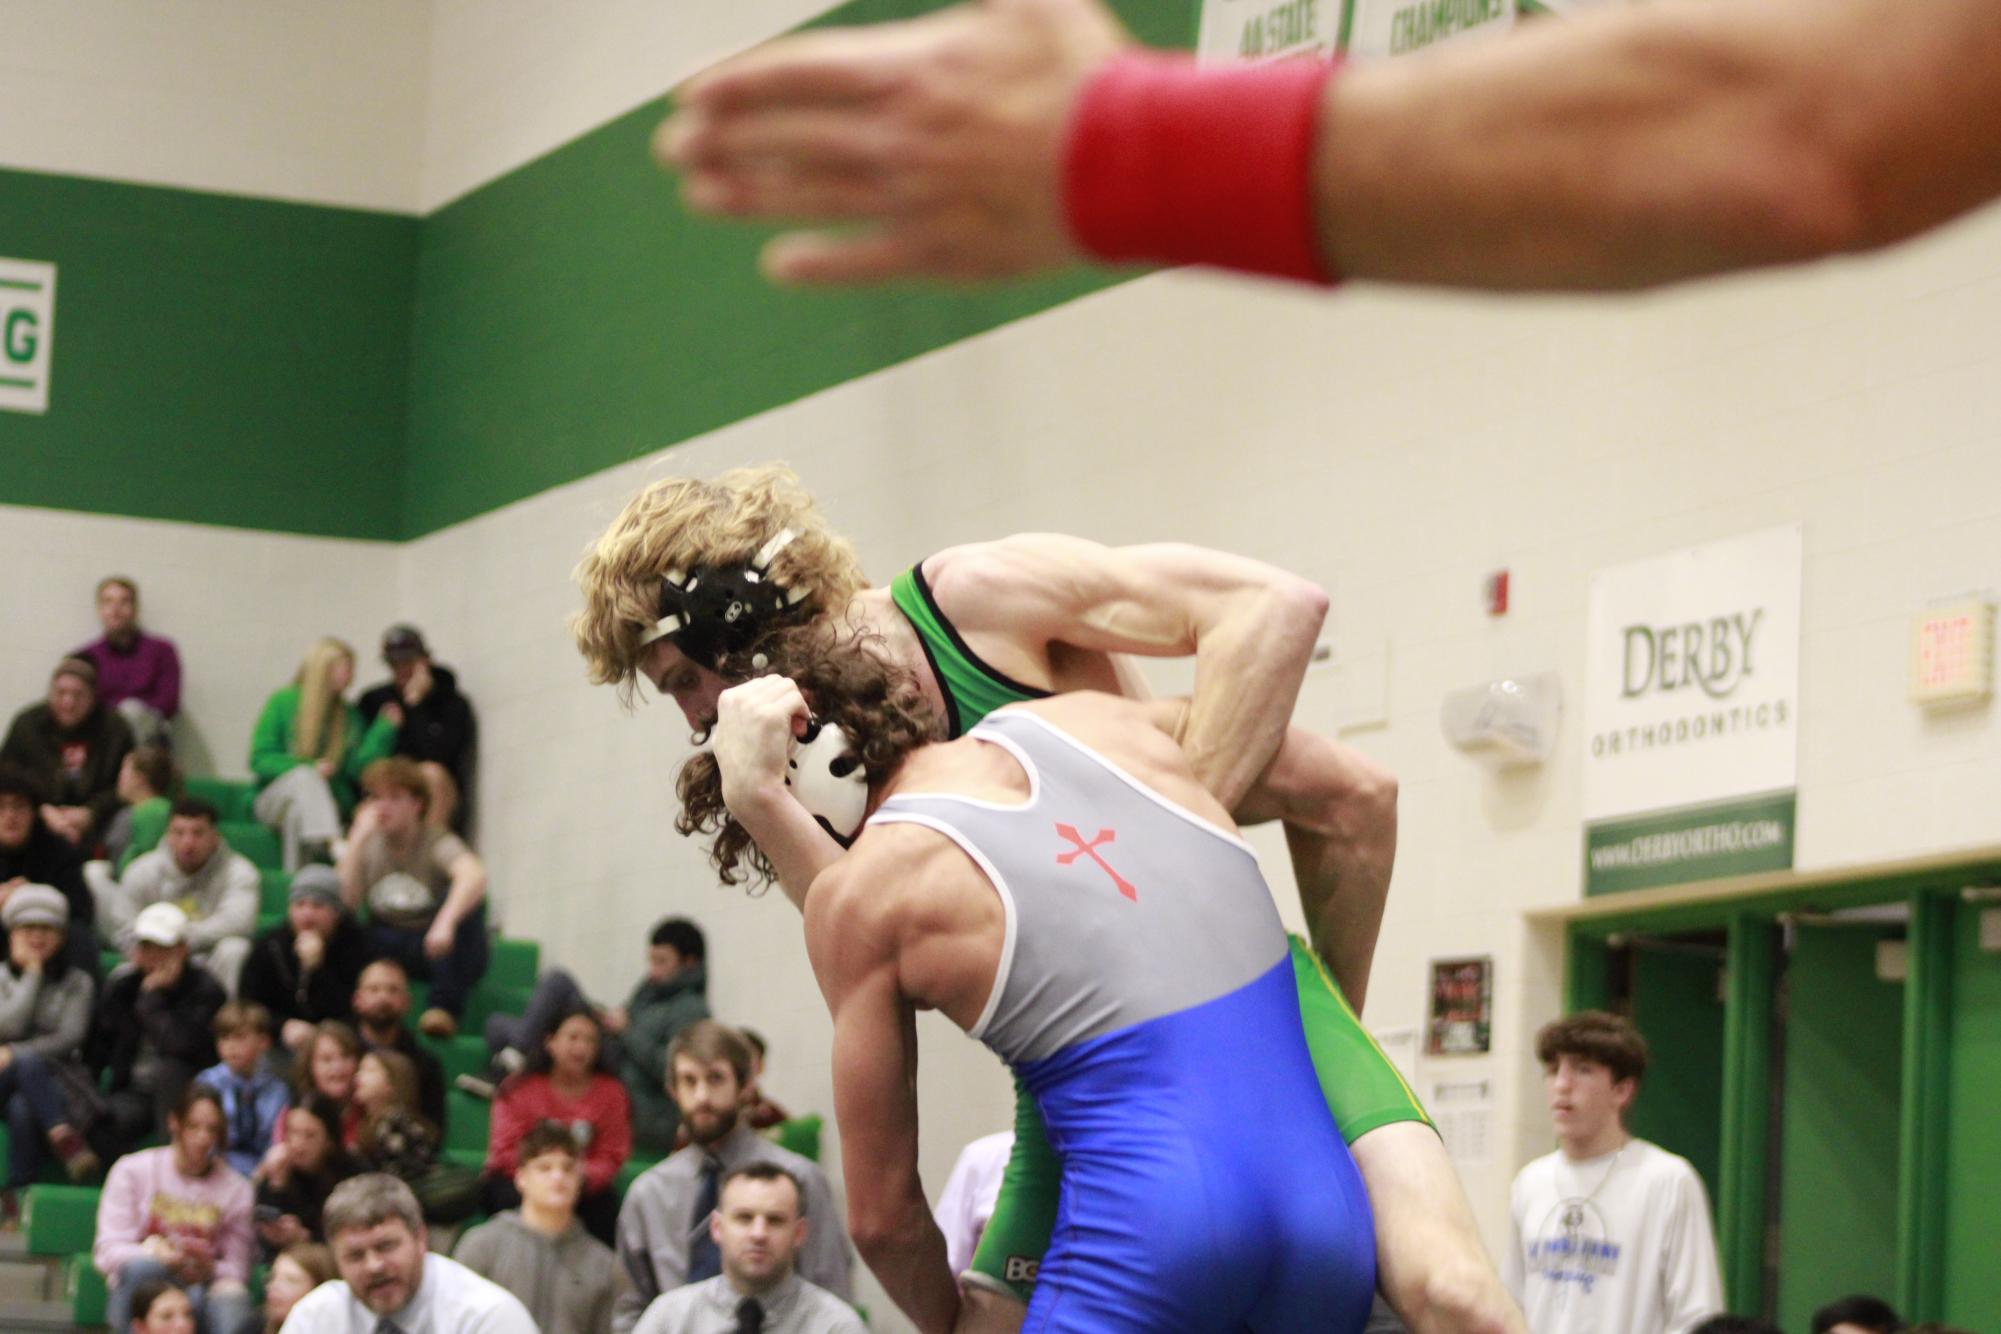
1560,856,1996,1317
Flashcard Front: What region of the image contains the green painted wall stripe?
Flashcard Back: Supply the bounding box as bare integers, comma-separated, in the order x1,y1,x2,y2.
398,0,1200,538
5,2,1204,540
0,167,417,539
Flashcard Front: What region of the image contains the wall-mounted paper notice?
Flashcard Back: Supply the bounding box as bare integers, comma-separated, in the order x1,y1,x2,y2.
1429,1077,1494,1168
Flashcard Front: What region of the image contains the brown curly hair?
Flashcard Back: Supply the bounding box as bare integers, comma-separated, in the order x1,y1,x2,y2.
572,465,870,704
676,620,944,889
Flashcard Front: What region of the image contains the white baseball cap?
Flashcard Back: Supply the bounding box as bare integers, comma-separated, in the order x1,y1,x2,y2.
133,901,189,947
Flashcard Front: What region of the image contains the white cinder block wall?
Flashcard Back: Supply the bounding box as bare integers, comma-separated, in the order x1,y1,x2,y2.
0,505,402,784
0,0,426,210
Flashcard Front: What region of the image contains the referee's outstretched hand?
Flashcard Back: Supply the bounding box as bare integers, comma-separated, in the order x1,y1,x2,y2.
660,0,1129,286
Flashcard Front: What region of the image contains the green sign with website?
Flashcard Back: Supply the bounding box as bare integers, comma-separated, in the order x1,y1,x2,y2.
1584,791,1797,896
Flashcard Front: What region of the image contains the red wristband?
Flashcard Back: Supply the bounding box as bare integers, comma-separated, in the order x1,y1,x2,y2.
1062,52,1338,285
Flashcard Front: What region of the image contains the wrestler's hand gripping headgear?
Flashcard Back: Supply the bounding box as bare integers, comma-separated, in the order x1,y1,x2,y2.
638,527,811,672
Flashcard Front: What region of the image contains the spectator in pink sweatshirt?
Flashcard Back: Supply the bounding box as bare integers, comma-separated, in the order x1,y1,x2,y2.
71,577,181,751
95,1083,255,1334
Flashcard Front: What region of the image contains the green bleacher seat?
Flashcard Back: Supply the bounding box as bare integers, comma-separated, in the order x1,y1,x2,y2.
221,820,281,870
444,1090,490,1155
66,1252,107,1326
463,981,533,1033
420,1034,489,1084
487,938,538,990
442,1145,485,1172
260,868,291,917
24,1183,99,1256
182,776,258,822
99,948,121,976
771,1115,822,1163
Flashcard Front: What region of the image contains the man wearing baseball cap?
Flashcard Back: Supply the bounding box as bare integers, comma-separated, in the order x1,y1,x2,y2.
358,624,478,834
86,902,226,1154
239,864,373,1057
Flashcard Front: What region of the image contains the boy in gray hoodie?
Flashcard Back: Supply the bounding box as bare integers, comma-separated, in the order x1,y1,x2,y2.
455,1122,622,1334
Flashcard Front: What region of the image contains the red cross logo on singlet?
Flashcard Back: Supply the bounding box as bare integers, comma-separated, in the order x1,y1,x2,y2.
1055,823,1138,901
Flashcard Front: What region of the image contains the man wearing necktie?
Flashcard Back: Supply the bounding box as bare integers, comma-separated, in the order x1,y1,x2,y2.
278,1173,537,1333
613,1023,852,1332
632,1162,864,1334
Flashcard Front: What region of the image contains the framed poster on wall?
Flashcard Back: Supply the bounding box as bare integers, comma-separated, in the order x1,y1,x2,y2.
1426,956,1493,1056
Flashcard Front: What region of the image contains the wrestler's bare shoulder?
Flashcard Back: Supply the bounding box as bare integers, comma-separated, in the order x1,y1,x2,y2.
919,534,1081,627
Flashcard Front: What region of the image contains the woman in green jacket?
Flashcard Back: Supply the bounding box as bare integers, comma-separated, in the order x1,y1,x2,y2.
250,639,399,869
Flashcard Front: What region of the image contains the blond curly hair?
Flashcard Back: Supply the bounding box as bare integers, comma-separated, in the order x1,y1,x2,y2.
572,465,869,702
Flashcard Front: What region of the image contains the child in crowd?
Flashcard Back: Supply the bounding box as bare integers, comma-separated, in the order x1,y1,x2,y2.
125,1278,197,1334
260,1021,360,1182
194,1002,290,1179
260,1241,336,1334
352,1047,478,1222
110,745,178,871
253,1095,352,1258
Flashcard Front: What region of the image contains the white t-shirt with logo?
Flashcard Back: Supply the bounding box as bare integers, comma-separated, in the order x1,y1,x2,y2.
1505,1137,1725,1334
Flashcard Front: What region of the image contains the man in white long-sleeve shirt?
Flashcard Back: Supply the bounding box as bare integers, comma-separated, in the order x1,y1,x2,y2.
1506,1011,1724,1334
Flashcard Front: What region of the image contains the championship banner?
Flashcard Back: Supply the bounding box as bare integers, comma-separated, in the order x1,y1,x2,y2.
1582,523,1803,895
1197,0,1340,63
1198,0,1509,64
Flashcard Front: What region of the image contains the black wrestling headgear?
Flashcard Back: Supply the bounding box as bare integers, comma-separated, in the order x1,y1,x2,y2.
640,528,810,671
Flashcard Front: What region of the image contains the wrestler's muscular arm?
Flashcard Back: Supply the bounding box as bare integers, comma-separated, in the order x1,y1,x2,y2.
930,534,1325,812
940,537,1396,1007
805,854,961,1334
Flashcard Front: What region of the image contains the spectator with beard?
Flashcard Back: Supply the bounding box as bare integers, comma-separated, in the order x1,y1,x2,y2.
2,657,133,849
612,1022,849,1333
358,625,478,835
72,576,181,750
0,763,98,976
349,960,446,1127
238,866,369,1058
